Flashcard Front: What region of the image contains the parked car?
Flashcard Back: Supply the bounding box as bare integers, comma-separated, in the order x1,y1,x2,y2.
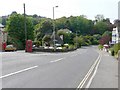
5,45,17,51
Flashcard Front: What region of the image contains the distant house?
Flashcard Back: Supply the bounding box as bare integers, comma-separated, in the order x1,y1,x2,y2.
0,23,7,51
111,27,119,44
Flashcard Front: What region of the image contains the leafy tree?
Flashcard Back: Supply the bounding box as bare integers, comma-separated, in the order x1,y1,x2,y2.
34,18,53,41
99,35,110,45
6,13,34,49
95,14,104,22
93,34,102,40
102,31,112,37
55,17,67,30
42,35,51,46
94,21,108,35
57,29,73,44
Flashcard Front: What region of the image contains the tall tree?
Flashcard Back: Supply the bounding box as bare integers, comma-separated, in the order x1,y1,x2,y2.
34,18,53,41
6,13,34,49
94,21,108,35
95,14,104,22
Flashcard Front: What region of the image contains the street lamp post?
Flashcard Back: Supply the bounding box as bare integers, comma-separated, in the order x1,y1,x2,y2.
53,6,58,51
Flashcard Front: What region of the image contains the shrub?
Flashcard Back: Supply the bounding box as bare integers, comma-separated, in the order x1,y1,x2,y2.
110,48,114,56
113,43,120,55
92,38,99,45
69,45,75,49
7,36,24,50
33,41,41,47
98,44,103,50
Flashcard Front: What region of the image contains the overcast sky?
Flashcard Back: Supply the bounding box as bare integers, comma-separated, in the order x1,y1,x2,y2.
0,0,119,23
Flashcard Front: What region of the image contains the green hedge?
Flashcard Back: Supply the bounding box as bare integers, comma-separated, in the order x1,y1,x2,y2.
110,43,120,56
113,43,120,55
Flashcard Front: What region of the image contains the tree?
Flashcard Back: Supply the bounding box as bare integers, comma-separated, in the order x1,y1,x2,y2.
94,21,108,35
6,13,34,49
42,35,51,46
95,14,104,22
102,31,112,37
34,18,53,41
99,35,110,45
55,17,67,30
57,29,73,44
114,19,120,27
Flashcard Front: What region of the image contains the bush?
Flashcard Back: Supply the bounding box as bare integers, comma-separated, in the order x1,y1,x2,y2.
110,48,114,56
33,41,41,47
98,44,103,50
113,43,120,55
68,45,76,49
92,39,99,45
7,36,24,50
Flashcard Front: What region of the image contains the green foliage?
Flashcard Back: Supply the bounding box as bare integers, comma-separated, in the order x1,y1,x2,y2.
33,41,42,47
57,29,73,44
95,14,104,22
55,16,94,35
93,34,102,40
42,35,51,46
102,31,112,37
110,48,114,56
34,18,53,41
94,21,108,35
98,44,103,50
6,13,34,49
68,44,76,49
110,43,120,57
7,35,24,50
113,43,120,55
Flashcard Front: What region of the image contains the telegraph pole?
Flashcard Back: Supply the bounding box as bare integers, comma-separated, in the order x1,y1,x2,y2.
24,3,27,51
24,3,27,41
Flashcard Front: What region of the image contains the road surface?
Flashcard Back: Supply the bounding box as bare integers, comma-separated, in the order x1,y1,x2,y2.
1,46,118,88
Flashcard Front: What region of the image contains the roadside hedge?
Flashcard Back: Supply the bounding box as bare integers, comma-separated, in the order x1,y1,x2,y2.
113,43,120,55
110,43,120,57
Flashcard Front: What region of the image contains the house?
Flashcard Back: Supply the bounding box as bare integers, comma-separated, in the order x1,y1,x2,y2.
0,23,7,51
111,27,119,44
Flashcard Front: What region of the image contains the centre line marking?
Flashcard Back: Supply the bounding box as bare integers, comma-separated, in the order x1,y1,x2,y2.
0,66,38,79
50,58,64,63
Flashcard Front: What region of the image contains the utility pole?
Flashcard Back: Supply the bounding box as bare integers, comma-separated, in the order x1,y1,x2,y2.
24,3,27,41
24,3,27,51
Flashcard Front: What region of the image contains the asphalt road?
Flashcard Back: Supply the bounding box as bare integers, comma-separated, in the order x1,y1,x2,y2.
1,46,99,88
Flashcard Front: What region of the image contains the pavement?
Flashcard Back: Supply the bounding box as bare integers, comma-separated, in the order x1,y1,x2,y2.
90,50,118,88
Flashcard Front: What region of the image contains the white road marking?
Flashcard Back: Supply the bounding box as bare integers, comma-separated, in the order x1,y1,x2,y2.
0,66,38,79
86,56,101,88
77,53,101,89
50,58,64,63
